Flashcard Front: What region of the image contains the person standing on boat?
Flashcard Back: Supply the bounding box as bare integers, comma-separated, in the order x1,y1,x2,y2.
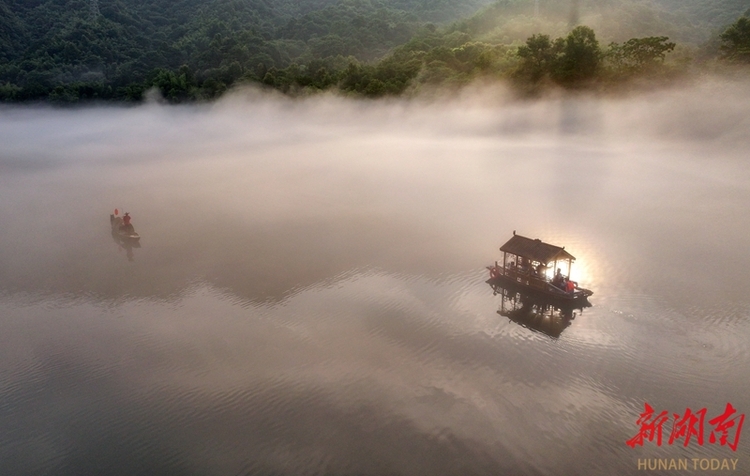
519,257,530,274
121,212,133,233
553,268,564,287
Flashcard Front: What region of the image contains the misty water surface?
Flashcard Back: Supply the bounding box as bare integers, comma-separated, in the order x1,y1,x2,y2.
1,80,749,475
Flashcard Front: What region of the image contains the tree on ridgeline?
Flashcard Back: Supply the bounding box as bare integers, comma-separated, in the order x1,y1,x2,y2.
605,36,676,76
515,34,559,84
552,26,600,86
514,26,600,89
719,16,750,63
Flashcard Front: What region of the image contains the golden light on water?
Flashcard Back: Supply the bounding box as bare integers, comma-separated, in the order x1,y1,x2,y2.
570,256,591,288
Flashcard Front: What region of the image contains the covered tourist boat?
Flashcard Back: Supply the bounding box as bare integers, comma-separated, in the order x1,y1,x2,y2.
487,231,593,304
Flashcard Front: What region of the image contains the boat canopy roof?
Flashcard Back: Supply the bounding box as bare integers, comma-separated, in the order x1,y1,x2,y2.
500,233,575,264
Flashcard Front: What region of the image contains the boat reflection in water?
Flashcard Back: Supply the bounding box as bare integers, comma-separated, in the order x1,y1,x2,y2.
489,279,591,339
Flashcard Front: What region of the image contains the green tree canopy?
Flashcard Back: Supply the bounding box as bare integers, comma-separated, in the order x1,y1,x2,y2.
516,34,558,83
606,36,675,75
553,26,601,86
514,26,601,88
719,16,750,63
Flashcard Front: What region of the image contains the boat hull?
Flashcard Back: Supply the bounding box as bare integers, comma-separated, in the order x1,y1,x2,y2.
487,273,592,309
110,214,140,241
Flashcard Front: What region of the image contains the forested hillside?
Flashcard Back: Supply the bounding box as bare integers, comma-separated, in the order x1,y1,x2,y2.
441,0,750,45
0,0,747,102
258,0,750,97
652,0,750,36
0,0,491,100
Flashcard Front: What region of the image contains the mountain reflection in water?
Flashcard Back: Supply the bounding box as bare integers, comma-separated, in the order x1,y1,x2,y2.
1,82,750,475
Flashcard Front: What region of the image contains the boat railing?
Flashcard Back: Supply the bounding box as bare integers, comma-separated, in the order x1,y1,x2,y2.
501,266,549,291
490,263,591,297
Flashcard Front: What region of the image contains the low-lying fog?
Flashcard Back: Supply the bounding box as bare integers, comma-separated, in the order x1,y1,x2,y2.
1,79,749,302
1,79,749,475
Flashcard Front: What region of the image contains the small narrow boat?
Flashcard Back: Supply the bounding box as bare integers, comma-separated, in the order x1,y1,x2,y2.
487,231,592,304
110,213,140,241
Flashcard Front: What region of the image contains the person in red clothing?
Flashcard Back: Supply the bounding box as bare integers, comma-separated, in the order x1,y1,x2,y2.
566,279,575,293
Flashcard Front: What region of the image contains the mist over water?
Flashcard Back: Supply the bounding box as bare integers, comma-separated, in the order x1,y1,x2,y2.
1,80,750,475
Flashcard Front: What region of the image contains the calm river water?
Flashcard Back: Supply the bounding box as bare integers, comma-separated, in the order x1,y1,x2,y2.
1,81,749,475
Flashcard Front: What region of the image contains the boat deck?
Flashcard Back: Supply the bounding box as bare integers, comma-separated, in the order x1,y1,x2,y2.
487,265,593,301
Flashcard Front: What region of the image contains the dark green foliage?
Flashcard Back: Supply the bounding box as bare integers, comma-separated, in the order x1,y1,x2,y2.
274,3,420,61
513,25,684,91
719,16,750,63
553,26,600,85
0,82,22,102
515,34,557,83
514,26,601,88
343,54,423,96
1,0,741,102
0,0,492,102
652,0,750,36
606,36,675,76
145,68,193,101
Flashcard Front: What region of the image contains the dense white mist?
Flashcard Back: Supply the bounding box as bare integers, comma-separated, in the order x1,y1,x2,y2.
0,78,748,302
3,78,749,166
